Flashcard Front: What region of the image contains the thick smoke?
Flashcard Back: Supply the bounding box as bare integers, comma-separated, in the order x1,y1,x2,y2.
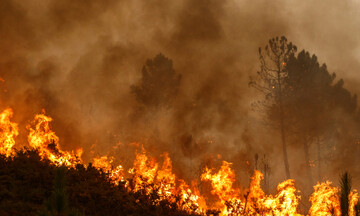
0,0,360,191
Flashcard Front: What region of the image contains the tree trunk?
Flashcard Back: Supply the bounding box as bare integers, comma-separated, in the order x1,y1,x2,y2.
317,136,321,181
277,64,291,179
280,119,290,179
303,135,313,187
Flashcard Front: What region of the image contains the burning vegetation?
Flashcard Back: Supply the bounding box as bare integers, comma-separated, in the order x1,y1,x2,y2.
0,107,359,215
0,1,360,215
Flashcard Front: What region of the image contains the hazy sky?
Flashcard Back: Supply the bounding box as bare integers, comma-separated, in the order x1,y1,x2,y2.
0,0,360,186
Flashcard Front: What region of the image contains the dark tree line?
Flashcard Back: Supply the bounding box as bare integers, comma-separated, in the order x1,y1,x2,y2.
131,42,360,192
250,36,359,186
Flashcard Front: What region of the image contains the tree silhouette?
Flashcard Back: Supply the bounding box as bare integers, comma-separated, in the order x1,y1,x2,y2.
251,37,359,183
285,50,335,186
250,36,297,179
340,172,352,216
285,50,358,185
131,53,181,110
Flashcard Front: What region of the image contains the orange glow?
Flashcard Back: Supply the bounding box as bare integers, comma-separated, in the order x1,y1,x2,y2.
247,170,301,215
27,110,82,166
309,181,340,216
0,108,358,215
129,148,159,193
0,108,18,157
92,156,124,184
201,161,242,214
349,190,359,216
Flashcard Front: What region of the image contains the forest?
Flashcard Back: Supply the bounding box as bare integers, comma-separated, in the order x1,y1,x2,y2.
0,36,359,215
1,0,360,215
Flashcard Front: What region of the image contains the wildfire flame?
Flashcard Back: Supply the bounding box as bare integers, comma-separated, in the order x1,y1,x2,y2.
0,108,18,157
0,107,359,215
201,161,241,214
349,190,359,216
201,164,301,216
92,156,125,184
309,181,340,216
26,110,82,166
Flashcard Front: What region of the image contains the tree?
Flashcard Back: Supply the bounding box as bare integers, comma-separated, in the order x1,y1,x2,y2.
285,50,335,186
286,50,358,185
131,53,181,110
340,172,352,216
250,36,297,179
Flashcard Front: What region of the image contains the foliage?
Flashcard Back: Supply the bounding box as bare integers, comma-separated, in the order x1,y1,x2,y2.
131,53,181,110
250,36,297,179
285,50,334,136
39,167,82,216
251,36,359,183
0,149,200,216
285,50,357,138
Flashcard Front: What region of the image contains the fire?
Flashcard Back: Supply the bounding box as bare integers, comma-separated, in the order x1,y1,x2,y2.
126,148,206,213
92,156,125,184
201,161,241,214
0,108,18,157
27,109,82,166
200,163,301,215
129,148,159,193
309,160,316,167
247,170,266,214
27,110,59,150
155,153,176,198
349,190,359,216
247,171,301,215
309,181,341,216
0,107,359,215
264,179,301,216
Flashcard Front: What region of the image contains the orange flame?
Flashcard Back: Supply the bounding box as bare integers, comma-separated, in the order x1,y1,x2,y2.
92,156,125,184
309,181,341,216
201,161,242,214
349,190,359,216
129,148,159,193
0,108,358,215
27,110,82,166
0,108,18,157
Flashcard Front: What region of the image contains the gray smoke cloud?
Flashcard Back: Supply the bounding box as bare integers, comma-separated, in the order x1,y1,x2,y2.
0,0,359,192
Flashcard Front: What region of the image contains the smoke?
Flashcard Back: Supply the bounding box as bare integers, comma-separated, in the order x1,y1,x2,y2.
0,0,359,190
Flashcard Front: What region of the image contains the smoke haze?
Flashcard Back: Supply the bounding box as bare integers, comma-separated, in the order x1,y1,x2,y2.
0,0,360,191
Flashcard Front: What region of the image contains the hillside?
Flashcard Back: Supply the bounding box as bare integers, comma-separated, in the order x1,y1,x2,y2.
0,149,201,216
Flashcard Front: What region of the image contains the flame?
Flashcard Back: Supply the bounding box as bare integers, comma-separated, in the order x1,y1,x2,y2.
349,190,359,216
27,110,82,166
309,181,341,216
155,152,176,198
266,179,301,216
247,170,301,215
129,148,159,193
92,156,124,184
200,164,301,215
201,161,243,214
0,108,358,215
0,108,18,157
309,160,316,167
201,161,238,202
247,170,265,214
126,148,206,213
